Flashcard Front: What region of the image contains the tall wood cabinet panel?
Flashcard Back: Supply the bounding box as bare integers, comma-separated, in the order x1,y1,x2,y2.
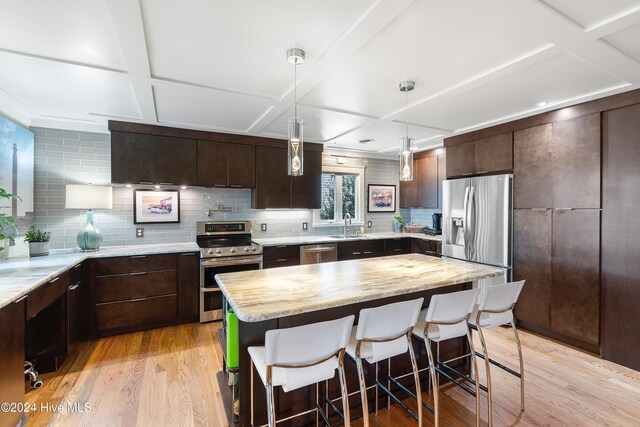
552,114,600,209
416,155,438,208
475,132,513,173
601,103,640,370
197,140,228,186
0,298,25,427
551,210,600,346
513,209,552,331
156,136,197,185
178,252,199,321
399,178,417,208
228,143,256,188
291,150,322,209
514,124,553,208
446,141,475,178
253,146,290,208
437,154,446,209
111,131,156,184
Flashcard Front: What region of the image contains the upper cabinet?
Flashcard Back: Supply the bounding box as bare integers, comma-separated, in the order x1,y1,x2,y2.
446,132,513,178
514,113,600,209
400,149,446,209
252,146,322,209
197,141,256,188
111,131,197,185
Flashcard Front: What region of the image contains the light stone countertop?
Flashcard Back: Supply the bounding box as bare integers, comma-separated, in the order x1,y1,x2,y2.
0,242,199,310
253,232,442,247
216,253,503,322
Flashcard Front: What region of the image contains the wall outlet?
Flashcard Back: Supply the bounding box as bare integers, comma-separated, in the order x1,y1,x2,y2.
367,221,372,228
302,222,308,230
261,223,267,232
136,228,144,238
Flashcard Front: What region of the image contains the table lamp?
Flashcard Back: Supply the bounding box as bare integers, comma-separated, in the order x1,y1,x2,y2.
65,184,112,251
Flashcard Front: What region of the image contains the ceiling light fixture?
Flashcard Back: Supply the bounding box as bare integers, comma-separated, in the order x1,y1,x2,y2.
287,48,305,176
399,80,415,181
536,101,549,108
359,138,374,144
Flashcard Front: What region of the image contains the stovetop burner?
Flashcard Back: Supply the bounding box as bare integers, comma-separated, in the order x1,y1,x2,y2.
196,221,263,258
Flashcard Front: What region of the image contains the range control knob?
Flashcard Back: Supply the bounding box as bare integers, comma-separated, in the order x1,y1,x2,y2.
244,247,250,252
207,249,214,255
230,247,236,253
250,246,257,252
215,249,222,255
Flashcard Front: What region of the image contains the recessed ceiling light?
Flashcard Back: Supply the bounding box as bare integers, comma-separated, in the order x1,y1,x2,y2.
359,138,374,144
536,101,549,108
125,184,132,188
154,185,160,189
181,186,187,190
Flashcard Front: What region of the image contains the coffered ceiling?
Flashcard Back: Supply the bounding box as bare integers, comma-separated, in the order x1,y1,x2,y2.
0,0,639,155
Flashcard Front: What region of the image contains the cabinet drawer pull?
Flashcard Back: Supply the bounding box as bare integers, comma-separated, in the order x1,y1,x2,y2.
130,271,147,276
159,182,173,185
393,249,402,252
139,181,153,185
130,297,146,302
363,251,373,254
69,284,80,290
352,251,362,255
462,172,474,176
275,245,288,248
50,277,60,284
230,185,242,188
531,208,550,211
13,295,27,303
130,255,146,259
214,184,226,187
181,253,196,256
74,263,82,269
478,170,490,174
554,208,573,211
276,258,287,262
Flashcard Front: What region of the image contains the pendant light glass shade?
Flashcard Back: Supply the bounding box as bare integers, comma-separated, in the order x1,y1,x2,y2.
288,117,304,176
399,136,414,181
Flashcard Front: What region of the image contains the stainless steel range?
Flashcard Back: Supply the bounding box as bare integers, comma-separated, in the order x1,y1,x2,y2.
197,221,263,322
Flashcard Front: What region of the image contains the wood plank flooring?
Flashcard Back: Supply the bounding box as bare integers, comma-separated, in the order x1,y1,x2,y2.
24,323,640,426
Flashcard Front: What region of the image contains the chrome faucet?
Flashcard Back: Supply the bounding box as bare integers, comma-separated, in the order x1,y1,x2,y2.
344,213,352,238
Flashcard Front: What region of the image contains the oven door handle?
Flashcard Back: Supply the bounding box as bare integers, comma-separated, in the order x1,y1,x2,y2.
201,256,263,267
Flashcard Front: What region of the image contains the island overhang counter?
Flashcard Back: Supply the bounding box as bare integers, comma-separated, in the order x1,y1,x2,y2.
215,254,504,426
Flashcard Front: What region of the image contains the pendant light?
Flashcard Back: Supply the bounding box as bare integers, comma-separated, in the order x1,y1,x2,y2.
399,80,415,181
287,48,305,176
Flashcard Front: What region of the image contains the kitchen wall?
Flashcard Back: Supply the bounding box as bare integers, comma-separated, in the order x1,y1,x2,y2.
31,127,401,250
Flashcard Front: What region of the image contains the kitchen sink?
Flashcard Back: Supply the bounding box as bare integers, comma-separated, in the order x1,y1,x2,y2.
326,234,377,240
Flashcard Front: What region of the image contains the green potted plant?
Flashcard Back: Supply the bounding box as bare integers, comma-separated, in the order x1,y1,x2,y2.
0,188,20,260
393,215,404,233
24,225,51,257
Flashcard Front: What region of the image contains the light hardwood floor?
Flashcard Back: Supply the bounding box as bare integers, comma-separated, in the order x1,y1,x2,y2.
24,323,640,426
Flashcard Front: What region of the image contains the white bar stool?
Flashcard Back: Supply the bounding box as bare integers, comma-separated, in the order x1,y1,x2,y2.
248,315,355,427
469,280,526,426
346,298,424,427
413,288,481,427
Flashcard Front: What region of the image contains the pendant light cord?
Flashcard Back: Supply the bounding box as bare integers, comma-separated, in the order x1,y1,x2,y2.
294,59,297,120
405,89,408,139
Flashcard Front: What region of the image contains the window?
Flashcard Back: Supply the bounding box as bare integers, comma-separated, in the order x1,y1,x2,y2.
315,165,365,225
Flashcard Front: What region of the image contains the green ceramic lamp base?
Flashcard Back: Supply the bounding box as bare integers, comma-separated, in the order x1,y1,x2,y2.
77,210,103,251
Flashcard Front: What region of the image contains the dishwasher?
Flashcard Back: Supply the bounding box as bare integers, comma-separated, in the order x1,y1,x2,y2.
300,244,338,264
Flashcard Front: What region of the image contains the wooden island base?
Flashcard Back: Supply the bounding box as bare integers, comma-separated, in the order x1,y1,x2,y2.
237,283,470,427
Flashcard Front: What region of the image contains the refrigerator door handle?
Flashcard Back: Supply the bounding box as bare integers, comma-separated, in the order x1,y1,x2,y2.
467,185,476,260
462,186,470,259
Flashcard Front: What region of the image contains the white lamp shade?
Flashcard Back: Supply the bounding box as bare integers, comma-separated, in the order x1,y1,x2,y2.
65,185,113,209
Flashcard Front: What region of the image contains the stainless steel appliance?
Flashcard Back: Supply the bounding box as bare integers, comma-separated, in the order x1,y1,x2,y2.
431,213,442,234
197,221,263,322
443,174,512,283
300,244,338,265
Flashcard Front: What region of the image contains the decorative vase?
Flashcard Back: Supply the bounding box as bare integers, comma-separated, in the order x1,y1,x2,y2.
0,238,8,260
28,241,49,257
77,210,103,251
393,221,402,233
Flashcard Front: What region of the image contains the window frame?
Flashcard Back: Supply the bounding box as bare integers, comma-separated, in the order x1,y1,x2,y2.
313,165,365,227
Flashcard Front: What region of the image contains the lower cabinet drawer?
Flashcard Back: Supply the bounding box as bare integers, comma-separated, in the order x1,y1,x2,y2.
27,272,69,319
95,294,177,331
95,270,177,303
264,258,299,269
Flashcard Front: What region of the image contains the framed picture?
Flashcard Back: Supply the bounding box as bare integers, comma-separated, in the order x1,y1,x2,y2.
367,184,396,213
134,190,180,224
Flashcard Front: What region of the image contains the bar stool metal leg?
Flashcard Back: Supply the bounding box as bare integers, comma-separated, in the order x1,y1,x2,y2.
466,328,481,427
425,338,439,427
407,334,423,427
356,354,370,427
266,383,276,427
476,325,493,427
512,322,525,411
338,352,351,427
250,359,255,427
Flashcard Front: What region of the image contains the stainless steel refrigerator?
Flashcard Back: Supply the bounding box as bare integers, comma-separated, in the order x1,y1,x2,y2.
442,174,512,283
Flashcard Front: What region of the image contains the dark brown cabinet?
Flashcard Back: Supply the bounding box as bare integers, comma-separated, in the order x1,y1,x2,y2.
446,132,512,178
253,146,322,209
384,238,411,255
178,252,199,321
411,239,440,257
514,209,600,350
513,209,552,331
111,132,197,185
601,103,640,370
337,240,385,261
514,114,600,209
68,262,84,344
400,150,446,209
197,141,256,188
263,245,300,269
399,176,417,208
0,297,25,427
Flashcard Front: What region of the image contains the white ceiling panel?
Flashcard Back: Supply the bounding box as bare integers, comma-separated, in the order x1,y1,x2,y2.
260,106,371,142
407,53,625,131
141,0,375,98
538,0,640,29
0,52,138,122
328,121,444,153
301,0,549,118
153,83,274,132
0,0,125,70
605,23,640,62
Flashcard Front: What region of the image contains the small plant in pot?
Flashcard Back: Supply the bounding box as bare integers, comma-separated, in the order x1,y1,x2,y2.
24,226,51,257
393,215,404,233
0,188,20,259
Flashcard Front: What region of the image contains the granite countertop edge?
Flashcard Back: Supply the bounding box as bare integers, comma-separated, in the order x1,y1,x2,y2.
253,232,442,247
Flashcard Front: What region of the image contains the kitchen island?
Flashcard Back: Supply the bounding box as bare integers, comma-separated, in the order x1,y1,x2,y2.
216,253,503,426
